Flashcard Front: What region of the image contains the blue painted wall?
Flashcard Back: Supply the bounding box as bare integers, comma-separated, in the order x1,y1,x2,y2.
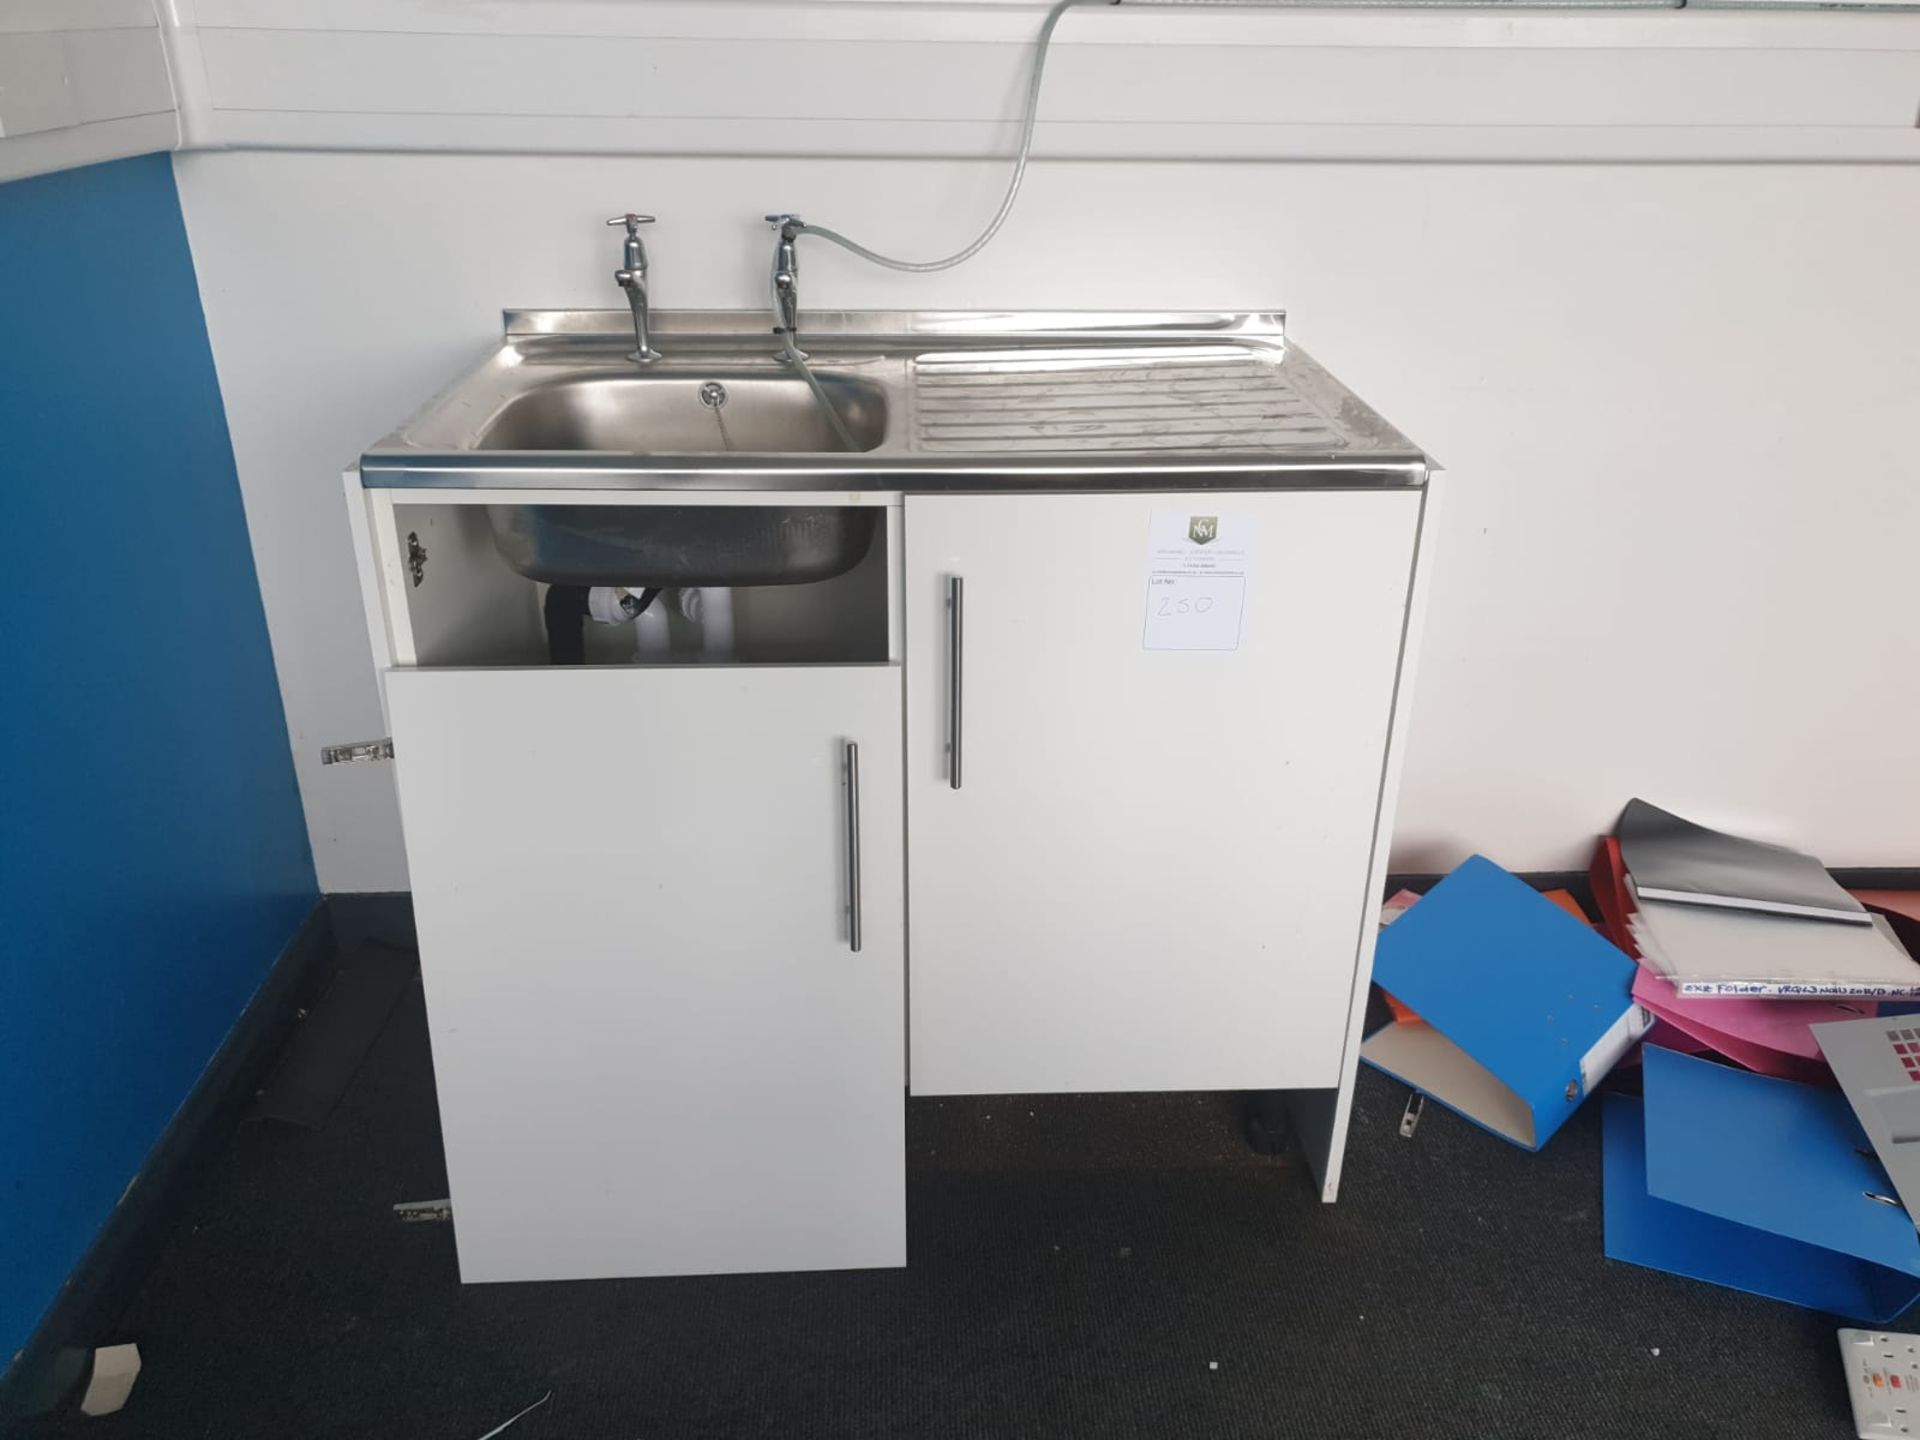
0,154,317,1369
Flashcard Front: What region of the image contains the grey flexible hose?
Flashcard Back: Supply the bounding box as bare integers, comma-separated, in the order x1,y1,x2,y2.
789,352,862,451
793,0,1101,274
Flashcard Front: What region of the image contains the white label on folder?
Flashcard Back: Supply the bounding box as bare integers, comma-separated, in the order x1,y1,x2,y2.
1143,509,1255,652
1578,1003,1655,1095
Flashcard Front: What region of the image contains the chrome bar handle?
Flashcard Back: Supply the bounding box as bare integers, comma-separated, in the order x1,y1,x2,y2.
947,576,964,790
845,741,863,953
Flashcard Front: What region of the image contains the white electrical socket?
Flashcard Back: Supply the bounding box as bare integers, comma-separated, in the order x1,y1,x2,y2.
1841,1329,1920,1439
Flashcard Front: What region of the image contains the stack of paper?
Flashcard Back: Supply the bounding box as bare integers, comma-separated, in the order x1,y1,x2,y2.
1629,899,1920,999
1613,799,1920,1000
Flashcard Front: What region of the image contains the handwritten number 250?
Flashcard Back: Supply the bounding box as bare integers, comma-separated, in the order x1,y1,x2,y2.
1157,595,1215,616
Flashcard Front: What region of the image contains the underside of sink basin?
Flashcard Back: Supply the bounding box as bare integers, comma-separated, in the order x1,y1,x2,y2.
488,504,879,588
474,369,887,454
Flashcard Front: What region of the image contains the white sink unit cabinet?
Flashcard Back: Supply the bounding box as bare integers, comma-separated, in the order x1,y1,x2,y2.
348,474,1438,1284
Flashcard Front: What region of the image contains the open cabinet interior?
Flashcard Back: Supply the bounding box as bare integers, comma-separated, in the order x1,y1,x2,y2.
378,498,899,669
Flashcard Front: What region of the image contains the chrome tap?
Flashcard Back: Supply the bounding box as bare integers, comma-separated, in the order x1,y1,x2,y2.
766,214,805,361
607,213,661,364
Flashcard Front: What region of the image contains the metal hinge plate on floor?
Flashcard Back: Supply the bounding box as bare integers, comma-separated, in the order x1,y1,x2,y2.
1399,1091,1426,1139
320,737,395,766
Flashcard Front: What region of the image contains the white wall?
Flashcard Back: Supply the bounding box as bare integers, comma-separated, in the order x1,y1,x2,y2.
174,150,1920,889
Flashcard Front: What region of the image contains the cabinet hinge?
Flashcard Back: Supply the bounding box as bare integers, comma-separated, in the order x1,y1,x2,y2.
320,737,395,766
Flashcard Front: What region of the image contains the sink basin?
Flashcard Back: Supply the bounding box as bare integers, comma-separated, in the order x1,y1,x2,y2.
474,370,887,454
472,368,885,585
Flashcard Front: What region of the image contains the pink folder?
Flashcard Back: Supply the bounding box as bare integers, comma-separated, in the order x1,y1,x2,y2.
1854,890,1920,961
1851,891,1920,925
1630,968,1874,1086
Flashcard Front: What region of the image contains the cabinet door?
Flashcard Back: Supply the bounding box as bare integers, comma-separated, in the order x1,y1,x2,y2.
386,665,904,1281
905,492,1420,1095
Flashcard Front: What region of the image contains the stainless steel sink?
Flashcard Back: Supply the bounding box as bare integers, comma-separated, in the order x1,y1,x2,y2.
473,369,887,455
362,310,1428,585
364,310,1428,492
459,363,889,584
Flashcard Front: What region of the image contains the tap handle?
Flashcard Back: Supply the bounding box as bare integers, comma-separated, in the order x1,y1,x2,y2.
606,214,657,236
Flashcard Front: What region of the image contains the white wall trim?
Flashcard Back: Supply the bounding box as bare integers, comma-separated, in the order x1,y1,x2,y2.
0,112,178,184
0,2,178,184
182,4,1920,165
7,3,1920,175
183,1,1920,47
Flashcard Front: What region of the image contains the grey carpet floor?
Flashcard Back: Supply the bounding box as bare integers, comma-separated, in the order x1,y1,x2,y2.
21,976,1867,1439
